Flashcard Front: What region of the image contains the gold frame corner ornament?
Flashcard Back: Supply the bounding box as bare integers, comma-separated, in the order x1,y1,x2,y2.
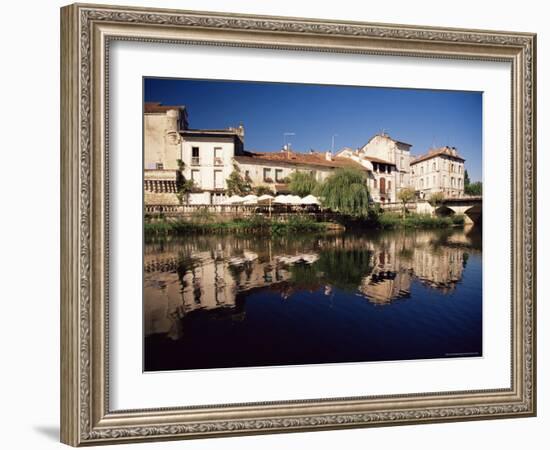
60,3,536,446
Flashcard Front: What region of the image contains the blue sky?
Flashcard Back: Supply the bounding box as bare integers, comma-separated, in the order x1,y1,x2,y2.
144,78,482,182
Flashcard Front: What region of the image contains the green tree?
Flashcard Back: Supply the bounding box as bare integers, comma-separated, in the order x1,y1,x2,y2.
465,181,482,196
397,187,416,217
225,163,251,196
428,191,445,206
174,159,196,205
464,169,471,187
288,171,320,197
316,168,370,217
176,178,196,205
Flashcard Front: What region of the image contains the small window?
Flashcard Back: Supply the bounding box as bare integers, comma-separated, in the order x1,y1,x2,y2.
191,147,200,165
275,169,284,182
155,162,164,170
214,170,223,189
387,180,391,191
214,147,223,165
263,168,273,182
433,162,436,171
191,169,200,186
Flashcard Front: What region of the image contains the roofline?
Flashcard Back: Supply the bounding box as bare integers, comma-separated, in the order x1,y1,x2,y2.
233,155,369,171
410,153,466,165
360,133,413,149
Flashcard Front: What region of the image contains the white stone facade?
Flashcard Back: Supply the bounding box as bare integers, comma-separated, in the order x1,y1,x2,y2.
143,104,468,206
410,147,465,198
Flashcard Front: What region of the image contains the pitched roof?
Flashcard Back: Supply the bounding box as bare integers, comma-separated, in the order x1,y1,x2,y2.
411,146,466,165
234,150,369,171
144,102,185,113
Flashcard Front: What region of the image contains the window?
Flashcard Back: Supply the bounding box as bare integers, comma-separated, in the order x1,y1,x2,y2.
244,170,251,180
214,147,223,166
400,173,404,184
214,170,223,189
420,178,424,188
373,179,377,189
191,169,200,187
421,166,424,175
433,162,436,171
387,179,391,191
263,168,273,182
275,169,284,182
191,147,200,165
443,175,447,186
451,177,455,187
155,162,164,170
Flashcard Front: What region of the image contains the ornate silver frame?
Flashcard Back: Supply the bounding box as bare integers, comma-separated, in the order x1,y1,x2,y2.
60,3,536,446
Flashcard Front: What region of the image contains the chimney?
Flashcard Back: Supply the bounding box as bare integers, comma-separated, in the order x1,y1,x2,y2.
237,123,244,137
325,151,333,161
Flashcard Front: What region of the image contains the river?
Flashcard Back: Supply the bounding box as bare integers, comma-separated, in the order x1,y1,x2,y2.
144,226,482,371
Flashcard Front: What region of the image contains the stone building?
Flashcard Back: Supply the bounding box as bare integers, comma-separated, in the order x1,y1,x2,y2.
357,133,413,192
143,102,189,205
234,148,368,194
180,126,245,204
410,146,466,198
143,102,369,205
143,103,469,206
336,132,411,203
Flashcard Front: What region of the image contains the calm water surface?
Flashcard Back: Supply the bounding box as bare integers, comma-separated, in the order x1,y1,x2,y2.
144,227,482,371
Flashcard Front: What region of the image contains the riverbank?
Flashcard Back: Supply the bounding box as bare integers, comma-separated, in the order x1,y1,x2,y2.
144,212,465,237
375,212,465,229
144,215,333,236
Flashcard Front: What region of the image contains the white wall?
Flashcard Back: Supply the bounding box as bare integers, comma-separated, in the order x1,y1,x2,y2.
0,1,547,450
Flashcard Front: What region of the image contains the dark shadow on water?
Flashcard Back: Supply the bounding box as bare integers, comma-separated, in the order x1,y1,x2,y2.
33,425,59,441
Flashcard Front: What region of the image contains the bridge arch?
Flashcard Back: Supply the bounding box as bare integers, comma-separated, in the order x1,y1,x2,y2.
434,205,455,217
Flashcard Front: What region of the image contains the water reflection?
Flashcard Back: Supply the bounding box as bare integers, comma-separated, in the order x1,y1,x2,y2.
144,226,482,370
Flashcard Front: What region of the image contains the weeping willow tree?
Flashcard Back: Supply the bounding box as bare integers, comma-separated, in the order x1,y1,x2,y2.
288,171,319,197
317,168,371,217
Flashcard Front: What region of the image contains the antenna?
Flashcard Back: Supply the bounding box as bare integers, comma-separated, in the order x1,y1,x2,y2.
283,132,295,158
331,134,338,154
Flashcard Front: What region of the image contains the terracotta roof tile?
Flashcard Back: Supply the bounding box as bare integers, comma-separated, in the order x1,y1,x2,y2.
234,151,369,171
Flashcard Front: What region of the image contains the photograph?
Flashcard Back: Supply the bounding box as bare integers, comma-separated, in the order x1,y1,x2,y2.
142,78,483,372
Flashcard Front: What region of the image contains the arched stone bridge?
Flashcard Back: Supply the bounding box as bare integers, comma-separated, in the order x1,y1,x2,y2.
417,196,482,224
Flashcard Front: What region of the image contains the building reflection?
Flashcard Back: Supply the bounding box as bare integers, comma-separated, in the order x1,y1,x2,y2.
144,228,481,338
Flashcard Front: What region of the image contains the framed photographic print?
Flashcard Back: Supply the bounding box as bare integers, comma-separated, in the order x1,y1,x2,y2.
60,3,536,446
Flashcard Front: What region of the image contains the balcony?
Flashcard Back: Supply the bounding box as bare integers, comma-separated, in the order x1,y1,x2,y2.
191,157,200,166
